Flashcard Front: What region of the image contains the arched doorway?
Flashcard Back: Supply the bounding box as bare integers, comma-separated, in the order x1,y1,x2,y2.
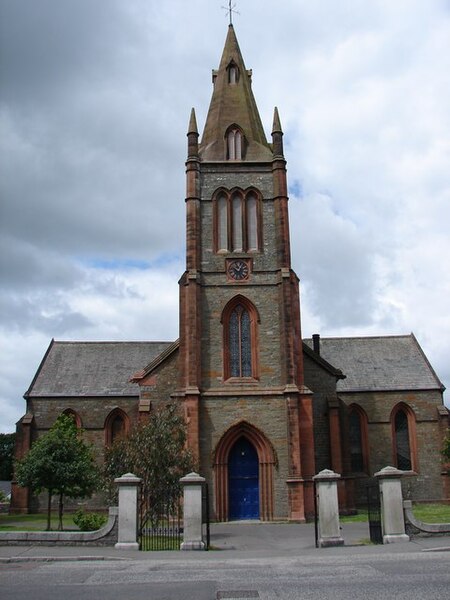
213,420,276,521
228,437,259,520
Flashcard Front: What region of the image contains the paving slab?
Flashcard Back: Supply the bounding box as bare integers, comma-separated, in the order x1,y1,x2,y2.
0,521,449,562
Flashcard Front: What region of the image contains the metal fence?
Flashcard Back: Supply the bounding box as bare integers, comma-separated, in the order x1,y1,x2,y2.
139,490,183,551
366,480,383,544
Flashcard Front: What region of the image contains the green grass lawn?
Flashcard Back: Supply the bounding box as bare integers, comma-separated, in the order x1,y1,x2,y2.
340,503,450,524
0,513,79,531
412,503,450,523
340,510,369,523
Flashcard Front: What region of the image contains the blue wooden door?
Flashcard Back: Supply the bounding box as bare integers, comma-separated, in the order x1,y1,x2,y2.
228,437,259,520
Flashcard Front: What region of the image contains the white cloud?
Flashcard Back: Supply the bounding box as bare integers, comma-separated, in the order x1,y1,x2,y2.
1,1,449,432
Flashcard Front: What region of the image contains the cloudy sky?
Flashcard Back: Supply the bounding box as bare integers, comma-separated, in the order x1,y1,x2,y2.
1,0,449,432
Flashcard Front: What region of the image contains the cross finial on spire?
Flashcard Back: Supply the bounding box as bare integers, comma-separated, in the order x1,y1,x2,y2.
222,1,239,25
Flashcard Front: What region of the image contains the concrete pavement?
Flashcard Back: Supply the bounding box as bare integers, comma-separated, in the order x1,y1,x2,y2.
0,521,449,562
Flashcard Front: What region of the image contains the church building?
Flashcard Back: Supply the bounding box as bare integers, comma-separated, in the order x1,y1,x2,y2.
11,25,449,518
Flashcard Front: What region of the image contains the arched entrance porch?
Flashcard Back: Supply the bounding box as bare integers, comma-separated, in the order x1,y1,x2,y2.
213,421,276,521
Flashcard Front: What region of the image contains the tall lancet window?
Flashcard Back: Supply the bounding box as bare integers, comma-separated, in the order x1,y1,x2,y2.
232,194,243,251
214,188,261,254
246,192,258,251
391,404,417,471
227,127,242,160
394,409,412,470
348,405,369,473
229,305,252,377
223,297,259,381
217,193,228,252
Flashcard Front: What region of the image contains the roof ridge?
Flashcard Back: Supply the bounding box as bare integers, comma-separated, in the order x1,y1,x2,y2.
305,334,413,341
52,340,174,345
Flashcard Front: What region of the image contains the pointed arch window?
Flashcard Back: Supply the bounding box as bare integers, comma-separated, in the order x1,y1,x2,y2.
105,408,130,446
246,192,258,251
228,63,239,84
223,296,259,380
226,127,243,160
391,404,418,472
217,193,228,252
348,405,369,473
232,194,243,251
214,188,261,253
62,409,82,429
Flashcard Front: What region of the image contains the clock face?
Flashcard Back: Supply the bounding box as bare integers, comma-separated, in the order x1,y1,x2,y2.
227,259,249,281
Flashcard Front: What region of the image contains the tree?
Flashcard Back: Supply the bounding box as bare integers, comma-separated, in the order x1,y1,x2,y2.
15,415,99,530
0,433,15,480
103,403,195,515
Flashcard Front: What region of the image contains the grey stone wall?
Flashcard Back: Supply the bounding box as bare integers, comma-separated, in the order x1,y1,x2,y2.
199,395,289,520
339,389,445,502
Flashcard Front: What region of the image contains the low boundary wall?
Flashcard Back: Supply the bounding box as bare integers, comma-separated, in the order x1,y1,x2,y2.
403,500,450,535
0,507,118,546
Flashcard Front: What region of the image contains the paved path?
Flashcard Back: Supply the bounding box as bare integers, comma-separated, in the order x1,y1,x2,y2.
0,521,449,562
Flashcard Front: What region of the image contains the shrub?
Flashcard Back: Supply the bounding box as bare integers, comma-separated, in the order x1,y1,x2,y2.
73,509,107,531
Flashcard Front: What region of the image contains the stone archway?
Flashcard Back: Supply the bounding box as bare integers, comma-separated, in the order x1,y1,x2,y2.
213,421,276,521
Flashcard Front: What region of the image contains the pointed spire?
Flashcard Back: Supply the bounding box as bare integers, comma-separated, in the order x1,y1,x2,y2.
187,107,199,158
188,107,198,135
199,25,272,161
272,107,283,135
271,106,284,158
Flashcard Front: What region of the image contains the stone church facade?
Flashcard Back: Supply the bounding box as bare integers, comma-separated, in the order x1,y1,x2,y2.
12,26,449,518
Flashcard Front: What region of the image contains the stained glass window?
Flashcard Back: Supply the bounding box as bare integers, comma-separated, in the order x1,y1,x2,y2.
228,305,252,378
395,410,411,470
229,309,240,377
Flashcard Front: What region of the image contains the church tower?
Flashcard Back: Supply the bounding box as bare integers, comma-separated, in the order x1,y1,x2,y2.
179,25,316,520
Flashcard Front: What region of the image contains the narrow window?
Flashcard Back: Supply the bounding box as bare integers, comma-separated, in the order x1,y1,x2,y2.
227,128,242,160
111,415,125,443
223,297,259,381
394,410,412,470
235,129,242,159
229,305,252,377
105,409,129,446
214,189,261,254
232,194,243,251
349,410,364,472
246,193,258,251
229,65,238,84
217,193,228,251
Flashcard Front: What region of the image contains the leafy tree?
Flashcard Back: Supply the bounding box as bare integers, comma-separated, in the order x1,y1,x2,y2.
15,415,99,530
103,403,195,517
0,433,16,480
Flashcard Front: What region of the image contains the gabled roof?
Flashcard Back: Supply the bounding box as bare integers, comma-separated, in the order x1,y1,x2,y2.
130,339,180,382
199,24,272,161
304,334,445,393
302,342,345,381
25,340,173,397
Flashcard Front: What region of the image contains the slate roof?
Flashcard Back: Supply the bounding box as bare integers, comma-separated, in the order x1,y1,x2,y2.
304,334,444,393
26,340,173,397
26,334,444,399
